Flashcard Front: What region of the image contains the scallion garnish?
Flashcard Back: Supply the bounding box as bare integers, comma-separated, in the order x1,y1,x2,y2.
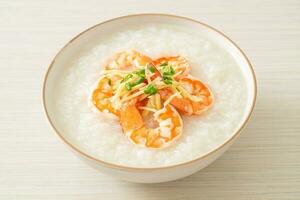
125,82,133,91
162,65,175,76
160,62,168,67
163,76,173,85
144,84,158,95
121,74,133,83
161,64,175,85
134,69,145,78
135,76,145,84
149,66,155,73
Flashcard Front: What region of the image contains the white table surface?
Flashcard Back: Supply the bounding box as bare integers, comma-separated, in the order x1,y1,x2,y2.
1,0,300,199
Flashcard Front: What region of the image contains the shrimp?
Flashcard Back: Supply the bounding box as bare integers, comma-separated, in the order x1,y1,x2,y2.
120,98,183,149
159,76,214,115
90,50,217,149
105,50,153,71
91,75,121,116
154,56,191,80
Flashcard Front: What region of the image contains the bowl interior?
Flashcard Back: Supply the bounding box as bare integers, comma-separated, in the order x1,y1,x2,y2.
43,14,256,168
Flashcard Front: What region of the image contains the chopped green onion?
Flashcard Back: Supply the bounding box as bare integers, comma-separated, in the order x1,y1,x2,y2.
163,76,173,85
108,79,112,86
144,84,158,95
124,77,145,91
134,69,145,77
121,74,133,83
160,62,168,67
161,64,175,85
162,65,175,76
125,82,133,91
149,66,155,73
135,77,145,84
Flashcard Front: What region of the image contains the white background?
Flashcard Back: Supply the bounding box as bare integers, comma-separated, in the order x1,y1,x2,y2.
1,0,299,199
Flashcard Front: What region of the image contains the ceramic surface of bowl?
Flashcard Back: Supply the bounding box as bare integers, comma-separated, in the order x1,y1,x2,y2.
43,14,256,183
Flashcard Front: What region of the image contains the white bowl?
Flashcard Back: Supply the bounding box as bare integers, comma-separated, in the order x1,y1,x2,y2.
43,14,257,183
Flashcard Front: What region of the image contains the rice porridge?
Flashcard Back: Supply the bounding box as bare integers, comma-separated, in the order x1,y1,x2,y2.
53,25,247,167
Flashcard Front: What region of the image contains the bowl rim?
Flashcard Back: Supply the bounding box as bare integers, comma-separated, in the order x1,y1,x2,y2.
42,13,257,171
